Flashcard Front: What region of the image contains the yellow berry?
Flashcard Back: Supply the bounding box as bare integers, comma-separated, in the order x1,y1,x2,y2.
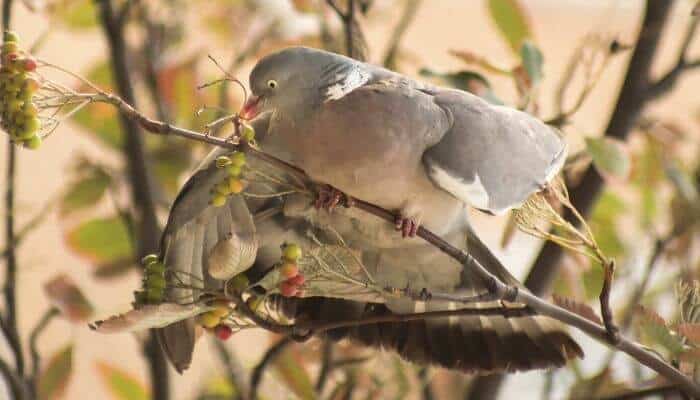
2,42,18,53
226,164,242,177
279,262,299,278
22,102,37,116
3,31,20,43
241,125,255,142
215,155,231,168
211,194,226,207
230,152,246,167
211,306,229,318
228,273,249,291
227,177,244,194
23,135,41,149
282,243,302,261
198,312,220,328
215,181,231,196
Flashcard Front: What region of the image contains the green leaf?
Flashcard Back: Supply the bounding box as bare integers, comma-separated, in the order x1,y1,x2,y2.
273,345,316,400
637,305,684,355
52,0,98,30
38,345,73,400
200,376,237,398
93,258,135,280
487,0,533,53
65,216,133,264
419,69,503,104
585,137,631,181
520,40,543,85
61,166,111,215
96,362,150,400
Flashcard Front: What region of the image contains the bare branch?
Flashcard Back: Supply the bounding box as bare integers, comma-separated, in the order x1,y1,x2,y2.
646,16,699,100
382,0,422,68
28,307,59,397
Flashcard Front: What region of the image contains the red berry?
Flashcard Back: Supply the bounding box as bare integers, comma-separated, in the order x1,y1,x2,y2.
22,58,36,72
288,274,305,286
215,324,233,341
279,281,298,297
279,262,299,279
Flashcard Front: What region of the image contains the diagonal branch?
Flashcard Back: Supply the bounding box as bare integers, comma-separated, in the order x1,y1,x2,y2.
646,16,699,100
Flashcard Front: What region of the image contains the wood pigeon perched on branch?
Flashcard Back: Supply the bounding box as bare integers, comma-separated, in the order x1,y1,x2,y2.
157,47,582,374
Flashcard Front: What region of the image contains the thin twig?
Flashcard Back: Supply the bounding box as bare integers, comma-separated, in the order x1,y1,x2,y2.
315,339,333,393
28,308,59,397
213,339,249,400
646,16,699,100
249,336,293,400
382,0,422,68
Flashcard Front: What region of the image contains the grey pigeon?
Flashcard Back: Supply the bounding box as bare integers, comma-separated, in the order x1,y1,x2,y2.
157,46,582,373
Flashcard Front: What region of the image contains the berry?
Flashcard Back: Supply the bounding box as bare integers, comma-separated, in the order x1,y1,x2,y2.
7,99,23,112
279,262,299,279
282,243,302,262
22,102,38,116
215,324,233,340
198,312,220,328
2,42,18,53
211,194,226,207
23,135,41,149
211,305,229,318
147,273,166,289
227,177,244,194
215,181,231,196
228,273,249,292
18,117,39,139
241,125,255,142
146,287,163,303
147,261,166,274
279,281,298,297
216,155,231,168
288,274,305,286
142,254,159,265
21,58,36,72
23,77,39,93
226,164,242,177
3,31,20,43
230,151,246,167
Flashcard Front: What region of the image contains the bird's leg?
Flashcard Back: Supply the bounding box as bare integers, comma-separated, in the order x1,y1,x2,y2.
395,201,423,238
315,184,346,211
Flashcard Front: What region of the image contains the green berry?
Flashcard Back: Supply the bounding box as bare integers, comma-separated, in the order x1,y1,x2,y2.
146,287,163,303
282,243,302,261
215,181,231,196
2,42,18,54
147,274,166,289
241,125,255,142
211,194,226,207
7,98,22,112
227,177,244,194
216,155,232,168
3,31,19,43
22,102,38,116
226,164,242,177
23,135,41,149
142,254,159,265
230,152,246,167
18,117,39,139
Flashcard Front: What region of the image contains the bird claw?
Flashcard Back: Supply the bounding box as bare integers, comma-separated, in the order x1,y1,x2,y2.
395,215,420,238
315,185,344,211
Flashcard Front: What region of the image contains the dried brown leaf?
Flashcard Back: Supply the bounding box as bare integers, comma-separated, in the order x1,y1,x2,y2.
552,294,602,325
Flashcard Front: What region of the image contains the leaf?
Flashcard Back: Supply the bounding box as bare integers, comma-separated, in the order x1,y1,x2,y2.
487,0,533,53
96,362,150,400
585,137,631,181
38,345,73,400
636,305,684,355
61,165,111,215
520,40,544,86
200,376,237,399
44,275,93,322
552,295,602,325
51,0,98,30
678,323,700,345
155,55,203,128
419,68,503,104
92,258,135,280
65,216,133,264
90,303,211,333
272,345,316,400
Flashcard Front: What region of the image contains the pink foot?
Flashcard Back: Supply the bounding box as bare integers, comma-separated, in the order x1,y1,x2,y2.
395,215,420,238
314,185,344,211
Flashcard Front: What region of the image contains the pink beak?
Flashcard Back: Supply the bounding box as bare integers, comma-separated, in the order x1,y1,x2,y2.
240,95,261,120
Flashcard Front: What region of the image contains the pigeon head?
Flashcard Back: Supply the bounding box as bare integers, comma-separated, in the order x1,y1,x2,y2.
242,46,369,120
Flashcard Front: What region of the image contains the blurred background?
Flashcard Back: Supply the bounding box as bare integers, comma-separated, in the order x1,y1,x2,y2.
1,0,700,399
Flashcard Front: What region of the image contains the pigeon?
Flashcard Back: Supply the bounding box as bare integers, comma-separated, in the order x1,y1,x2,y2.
157,46,582,374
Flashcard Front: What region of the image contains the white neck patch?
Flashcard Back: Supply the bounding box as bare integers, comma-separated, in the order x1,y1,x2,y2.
323,64,371,102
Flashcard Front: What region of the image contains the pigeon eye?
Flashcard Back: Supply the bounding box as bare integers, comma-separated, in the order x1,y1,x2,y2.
267,80,278,89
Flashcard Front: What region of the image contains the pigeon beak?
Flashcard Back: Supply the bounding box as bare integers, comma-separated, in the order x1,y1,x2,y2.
240,95,261,120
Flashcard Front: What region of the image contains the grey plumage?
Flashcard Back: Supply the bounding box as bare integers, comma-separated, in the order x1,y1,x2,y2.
157,46,581,373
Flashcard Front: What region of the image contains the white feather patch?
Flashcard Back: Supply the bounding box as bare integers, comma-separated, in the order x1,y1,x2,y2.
324,65,370,102
545,144,567,183
430,165,490,211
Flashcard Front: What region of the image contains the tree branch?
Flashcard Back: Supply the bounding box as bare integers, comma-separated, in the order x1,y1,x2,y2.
28,307,58,397
646,16,699,100
382,0,422,68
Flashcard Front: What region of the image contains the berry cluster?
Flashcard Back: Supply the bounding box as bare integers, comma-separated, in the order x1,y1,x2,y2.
210,152,247,207
134,254,166,305
198,299,233,340
0,31,41,149
278,243,305,297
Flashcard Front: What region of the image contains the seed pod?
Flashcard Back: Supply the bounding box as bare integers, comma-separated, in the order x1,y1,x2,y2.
207,231,258,280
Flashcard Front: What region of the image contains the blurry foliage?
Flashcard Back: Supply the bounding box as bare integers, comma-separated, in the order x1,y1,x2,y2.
272,344,316,400
37,345,73,400
96,361,150,400
65,216,133,265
